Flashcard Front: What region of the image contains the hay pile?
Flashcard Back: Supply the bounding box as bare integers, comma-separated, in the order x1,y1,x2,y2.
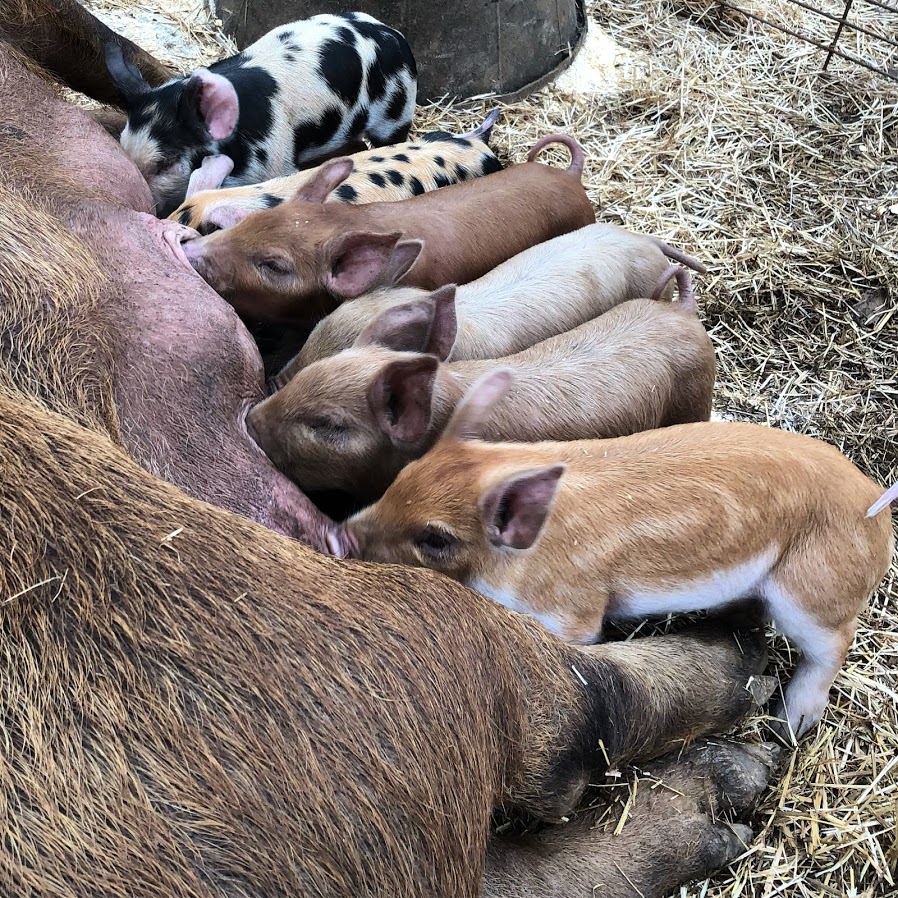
83,0,898,894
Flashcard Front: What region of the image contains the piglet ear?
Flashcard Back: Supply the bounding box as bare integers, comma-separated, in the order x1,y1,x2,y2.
355,285,457,360
356,299,435,352
383,240,423,286
184,154,234,199
293,158,354,203
104,42,151,105
444,368,513,441
204,201,257,231
367,357,439,446
325,231,405,299
425,285,458,361
479,465,565,550
183,69,238,140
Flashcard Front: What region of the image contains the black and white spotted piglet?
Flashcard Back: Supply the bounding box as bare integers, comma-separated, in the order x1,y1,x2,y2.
168,111,504,234
105,12,417,216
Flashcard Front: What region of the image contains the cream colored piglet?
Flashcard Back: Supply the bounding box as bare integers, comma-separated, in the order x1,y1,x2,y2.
275,222,708,381
334,370,897,740
248,265,715,500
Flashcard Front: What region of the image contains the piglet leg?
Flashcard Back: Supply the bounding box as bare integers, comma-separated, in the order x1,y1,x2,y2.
483,740,780,898
500,619,768,823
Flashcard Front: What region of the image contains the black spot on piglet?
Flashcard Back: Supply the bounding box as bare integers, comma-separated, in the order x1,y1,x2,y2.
433,155,445,168
481,154,503,175
386,88,407,121
336,183,359,201
422,131,453,143
454,164,469,181
278,31,291,42
367,59,387,103
319,39,363,107
433,173,452,189
348,108,368,140
409,176,425,195
177,207,194,225
385,169,403,186
394,153,411,163
261,194,284,209
368,172,386,188
294,107,342,158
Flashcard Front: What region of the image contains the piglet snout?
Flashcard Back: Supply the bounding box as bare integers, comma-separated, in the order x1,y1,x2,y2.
181,236,205,266
181,236,215,281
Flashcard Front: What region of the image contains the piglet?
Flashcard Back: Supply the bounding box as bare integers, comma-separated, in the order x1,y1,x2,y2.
336,369,897,740
181,134,596,325
247,265,714,499
106,12,417,216
279,223,708,378
169,111,504,234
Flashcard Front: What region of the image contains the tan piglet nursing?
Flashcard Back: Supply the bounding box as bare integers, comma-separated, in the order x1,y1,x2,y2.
339,370,897,741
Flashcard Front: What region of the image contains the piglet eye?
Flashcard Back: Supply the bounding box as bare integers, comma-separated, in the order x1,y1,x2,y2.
414,527,456,559
256,256,294,277
305,416,347,441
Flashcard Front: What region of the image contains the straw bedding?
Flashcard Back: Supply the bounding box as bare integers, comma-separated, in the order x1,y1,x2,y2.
80,0,898,893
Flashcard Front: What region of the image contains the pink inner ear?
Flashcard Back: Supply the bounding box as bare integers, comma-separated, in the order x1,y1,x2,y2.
481,465,565,551
294,159,354,204
424,286,458,361
355,301,434,352
327,233,402,299
195,69,239,140
369,358,438,445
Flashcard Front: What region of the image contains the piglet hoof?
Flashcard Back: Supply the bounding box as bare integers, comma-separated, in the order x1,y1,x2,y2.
672,816,754,882
767,708,801,748
746,674,778,708
708,822,754,867
698,740,782,816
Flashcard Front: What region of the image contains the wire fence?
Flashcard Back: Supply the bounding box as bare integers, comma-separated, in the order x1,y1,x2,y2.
715,0,898,80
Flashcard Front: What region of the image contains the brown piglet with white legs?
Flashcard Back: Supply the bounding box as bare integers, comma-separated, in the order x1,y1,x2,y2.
274,222,708,381
248,265,715,500
334,370,897,742
182,134,595,324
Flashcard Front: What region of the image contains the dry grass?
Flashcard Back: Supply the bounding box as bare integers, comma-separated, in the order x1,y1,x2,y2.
81,0,897,894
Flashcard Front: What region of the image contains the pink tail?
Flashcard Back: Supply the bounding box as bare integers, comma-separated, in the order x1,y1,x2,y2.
651,264,696,312
526,134,586,179
650,237,708,275
462,109,501,144
867,481,898,518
